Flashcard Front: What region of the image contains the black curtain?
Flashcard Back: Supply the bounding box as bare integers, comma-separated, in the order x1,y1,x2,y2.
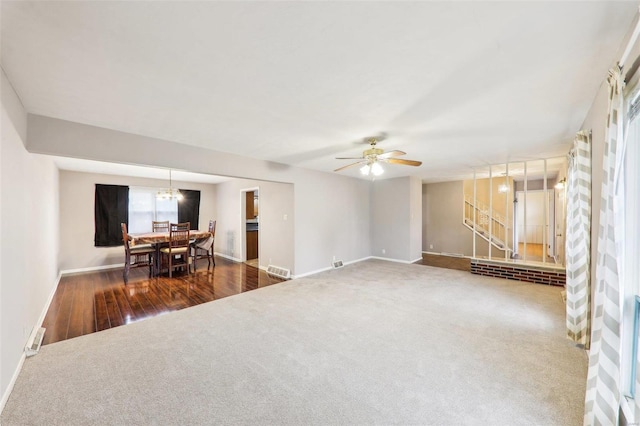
178,189,201,230
94,184,129,246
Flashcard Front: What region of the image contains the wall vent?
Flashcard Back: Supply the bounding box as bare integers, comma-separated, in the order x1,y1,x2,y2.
332,260,344,268
267,265,290,280
25,327,46,357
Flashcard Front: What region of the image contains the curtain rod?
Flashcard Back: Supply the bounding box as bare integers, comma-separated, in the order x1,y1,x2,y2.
620,7,640,67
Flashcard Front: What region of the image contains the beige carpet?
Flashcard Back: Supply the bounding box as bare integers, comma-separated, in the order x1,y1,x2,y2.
2,260,586,425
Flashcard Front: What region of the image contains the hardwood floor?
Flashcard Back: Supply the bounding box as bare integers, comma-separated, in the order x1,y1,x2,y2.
41,256,284,345
420,253,471,271
516,243,556,263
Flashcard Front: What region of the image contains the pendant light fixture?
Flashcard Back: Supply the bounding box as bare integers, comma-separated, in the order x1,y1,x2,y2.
156,169,183,201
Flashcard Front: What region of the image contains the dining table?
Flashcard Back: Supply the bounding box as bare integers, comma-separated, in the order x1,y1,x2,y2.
130,229,213,276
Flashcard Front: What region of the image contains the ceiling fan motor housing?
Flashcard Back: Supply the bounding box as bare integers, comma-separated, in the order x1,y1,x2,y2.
364,147,384,157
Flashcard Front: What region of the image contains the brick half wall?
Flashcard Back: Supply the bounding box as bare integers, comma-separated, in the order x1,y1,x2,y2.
471,259,565,286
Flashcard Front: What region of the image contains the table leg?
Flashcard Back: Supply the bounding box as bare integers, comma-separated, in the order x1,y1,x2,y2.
154,244,161,276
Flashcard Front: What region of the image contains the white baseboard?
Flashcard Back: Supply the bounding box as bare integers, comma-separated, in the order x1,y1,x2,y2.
1,271,61,415
213,252,241,263
60,253,239,275
369,256,422,264
292,266,332,279
292,255,426,279
60,263,122,275
344,256,374,266
26,272,61,347
292,256,377,279
0,352,25,415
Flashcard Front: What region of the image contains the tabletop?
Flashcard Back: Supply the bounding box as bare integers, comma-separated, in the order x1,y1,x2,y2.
130,230,212,246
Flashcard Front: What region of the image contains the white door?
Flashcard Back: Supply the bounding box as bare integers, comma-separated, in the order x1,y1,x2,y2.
547,189,556,257
555,188,566,264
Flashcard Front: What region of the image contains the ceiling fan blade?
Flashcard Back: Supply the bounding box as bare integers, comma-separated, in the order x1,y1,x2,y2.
335,157,364,160
385,158,422,167
377,150,406,159
334,161,365,172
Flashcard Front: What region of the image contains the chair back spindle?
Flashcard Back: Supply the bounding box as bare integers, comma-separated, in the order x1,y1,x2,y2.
152,220,169,233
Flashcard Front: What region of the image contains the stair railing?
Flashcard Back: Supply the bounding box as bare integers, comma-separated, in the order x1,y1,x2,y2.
463,194,511,252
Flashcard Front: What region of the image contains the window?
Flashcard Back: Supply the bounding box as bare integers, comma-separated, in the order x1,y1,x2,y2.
631,296,640,397
621,86,640,398
128,187,178,233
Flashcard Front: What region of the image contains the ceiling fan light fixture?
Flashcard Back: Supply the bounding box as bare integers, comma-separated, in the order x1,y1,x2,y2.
371,162,384,176
334,136,419,175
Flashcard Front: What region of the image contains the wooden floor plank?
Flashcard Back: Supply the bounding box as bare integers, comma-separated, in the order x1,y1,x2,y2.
94,276,111,332
47,278,77,344
103,287,124,328
420,253,471,272
112,283,137,325
66,279,85,339
41,278,71,345
82,278,96,335
41,256,284,345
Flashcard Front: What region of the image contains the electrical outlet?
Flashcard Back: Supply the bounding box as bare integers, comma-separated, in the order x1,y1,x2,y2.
429,244,434,249
382,249,386,254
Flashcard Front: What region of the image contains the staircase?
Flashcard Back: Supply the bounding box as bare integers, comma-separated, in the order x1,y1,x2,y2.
463,194,512,253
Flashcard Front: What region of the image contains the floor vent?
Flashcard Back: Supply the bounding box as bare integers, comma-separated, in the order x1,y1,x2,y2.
332,260,344,268
267,265,290,280
25,327,46,357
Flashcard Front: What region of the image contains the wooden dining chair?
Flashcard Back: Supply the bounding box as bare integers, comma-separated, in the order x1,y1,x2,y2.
160,222,190,278
152,220,170,232
191,220,216,271
121,223,155,283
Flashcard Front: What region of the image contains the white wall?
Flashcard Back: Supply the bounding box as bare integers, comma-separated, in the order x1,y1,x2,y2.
1,70,59,409
26,115,373,276
292,170,371,274
58,170,217,271
215,178,294,272
423,181,473,256
371,177,422,262
409,176,422,261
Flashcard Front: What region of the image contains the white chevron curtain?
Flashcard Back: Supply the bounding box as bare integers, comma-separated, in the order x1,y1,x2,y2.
566,130,592,348
584,66,625,425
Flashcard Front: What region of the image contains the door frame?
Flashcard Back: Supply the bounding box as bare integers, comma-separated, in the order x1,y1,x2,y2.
515,188,554,261
240,186,260,262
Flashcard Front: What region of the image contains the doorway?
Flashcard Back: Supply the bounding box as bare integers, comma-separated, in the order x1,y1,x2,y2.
515,189,556,263
241,187,259,268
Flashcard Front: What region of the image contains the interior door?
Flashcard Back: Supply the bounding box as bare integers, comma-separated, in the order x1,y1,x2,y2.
555,188,566,264
547,189,556,257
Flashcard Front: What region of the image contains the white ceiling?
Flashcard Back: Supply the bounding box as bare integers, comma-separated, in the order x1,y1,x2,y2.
2,1,637,182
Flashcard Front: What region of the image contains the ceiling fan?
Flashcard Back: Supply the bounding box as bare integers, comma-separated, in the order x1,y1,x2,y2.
334,138,422,176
